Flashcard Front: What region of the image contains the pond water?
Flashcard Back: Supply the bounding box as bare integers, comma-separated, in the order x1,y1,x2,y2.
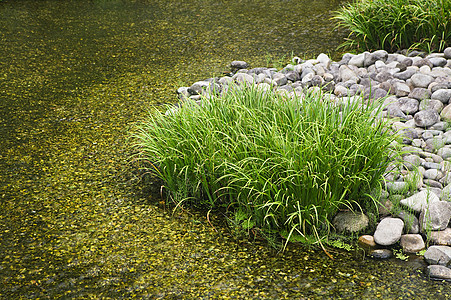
0,0,449,298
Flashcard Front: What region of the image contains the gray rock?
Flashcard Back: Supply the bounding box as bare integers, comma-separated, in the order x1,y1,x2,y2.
426,265,451,280
394,68,417,80
397,97,419,115
430,228,451,246
373,217,404,246
409,88,431,100
424,245,451,266
444,47,451,59
400,190,440,212
370,249,393,259
387,104,408,119
272,73,287,86
411,73,434,88
385,181,408,194
232,73,255,86
419,99,444,113
332,211,369,233
348,53,365,67
397,211,420,234
231,61,249,70
440,104,451,122
429,57,448,67
339,65,359,82
403,154,422,170
400,234,425,253
317,53,331,68
413,58,432,68
285,71,300,82
414,109,440,127
393,81,411,97
431,89,451,103
423,179,444,189
438,147,451,160
420,201,451,232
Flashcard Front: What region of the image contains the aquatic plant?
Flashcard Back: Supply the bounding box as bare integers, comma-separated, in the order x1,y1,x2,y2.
334,0,451,53
133,85,402,249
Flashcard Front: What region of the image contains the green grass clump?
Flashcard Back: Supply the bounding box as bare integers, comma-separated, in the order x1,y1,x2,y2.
133,85,400,248
334,0,451,53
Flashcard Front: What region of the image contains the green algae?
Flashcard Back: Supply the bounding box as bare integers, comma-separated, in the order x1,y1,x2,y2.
0,0,449,298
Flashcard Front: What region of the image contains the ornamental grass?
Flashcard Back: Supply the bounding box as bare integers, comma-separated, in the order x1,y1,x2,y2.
334,0,451,53
133,85,401,248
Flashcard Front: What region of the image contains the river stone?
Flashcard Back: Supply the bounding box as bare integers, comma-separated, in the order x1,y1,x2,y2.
419,99,443,113
400,190,440,212
317,53,331,68
420,201,451,232
231,61,249,69
409,88,431,100
385,181,408,194
358,235,376,251
333,211,369,233
440,104,451,122
397,97,419,115
393,81,411,97
411,73,434,88
427,265,451,281
397,210,420,234
339,65,359,82
272,73,287,86
424,169,444,181
430,228,451,246
232,73,255,85
374,217,404,246
424,246,451,266
429,57,448,67
414,109,440,127
348,53,365,67
394,68,416,80
370,249,393,259
400,234,425,253
387,104,408,119
432,89,451,103
444,47,451,59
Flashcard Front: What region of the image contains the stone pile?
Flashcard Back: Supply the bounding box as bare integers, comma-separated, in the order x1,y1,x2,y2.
175,47,451,281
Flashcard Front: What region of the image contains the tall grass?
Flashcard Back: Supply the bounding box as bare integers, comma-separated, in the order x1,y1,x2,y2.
133,85,401,248
334,0,451,53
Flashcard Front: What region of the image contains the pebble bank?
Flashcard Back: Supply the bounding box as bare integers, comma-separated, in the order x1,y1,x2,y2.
175,47,451,281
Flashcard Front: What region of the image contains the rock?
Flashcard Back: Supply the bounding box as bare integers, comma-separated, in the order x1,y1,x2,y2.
358,235,377,251
272,73,287,86
285,71,300,82
394,68,416,80
426,265,451,281
438,147,451,160
408,88,431,100
400,190,440,212
397,211,420,234
414,109,440,127
400,234,425,253
411,73,434,88
420,201,451,232
444,47,451,59
393,81,411,97
399,128,419,144
423,169,444,181
370,249,393,259
385,181,408,194
440,104,451,122
419,99,443,113
432,89,451,103
317,53,331,68
430,228,451,246
333,211,369,233
348,53,365,67
339,65,359,82
231,61,249,70
429,57,448,67
232,73,255,86
424,245,451,266
387,104,408,119
397,97,419,115
373,217,404,246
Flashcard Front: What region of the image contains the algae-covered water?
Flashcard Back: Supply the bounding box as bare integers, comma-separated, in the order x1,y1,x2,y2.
0,0,449,298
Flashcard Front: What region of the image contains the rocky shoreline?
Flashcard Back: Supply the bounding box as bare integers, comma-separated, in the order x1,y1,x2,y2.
175,47,451,281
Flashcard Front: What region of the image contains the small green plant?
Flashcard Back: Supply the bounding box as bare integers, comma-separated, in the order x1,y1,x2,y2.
334,0,451,53
393,248,409,261
326,239,354,252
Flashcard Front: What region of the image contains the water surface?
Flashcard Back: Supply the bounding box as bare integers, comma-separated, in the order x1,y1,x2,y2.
0,0,449,298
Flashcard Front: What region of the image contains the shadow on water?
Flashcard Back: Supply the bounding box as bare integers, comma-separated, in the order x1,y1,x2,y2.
0,0,449,298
